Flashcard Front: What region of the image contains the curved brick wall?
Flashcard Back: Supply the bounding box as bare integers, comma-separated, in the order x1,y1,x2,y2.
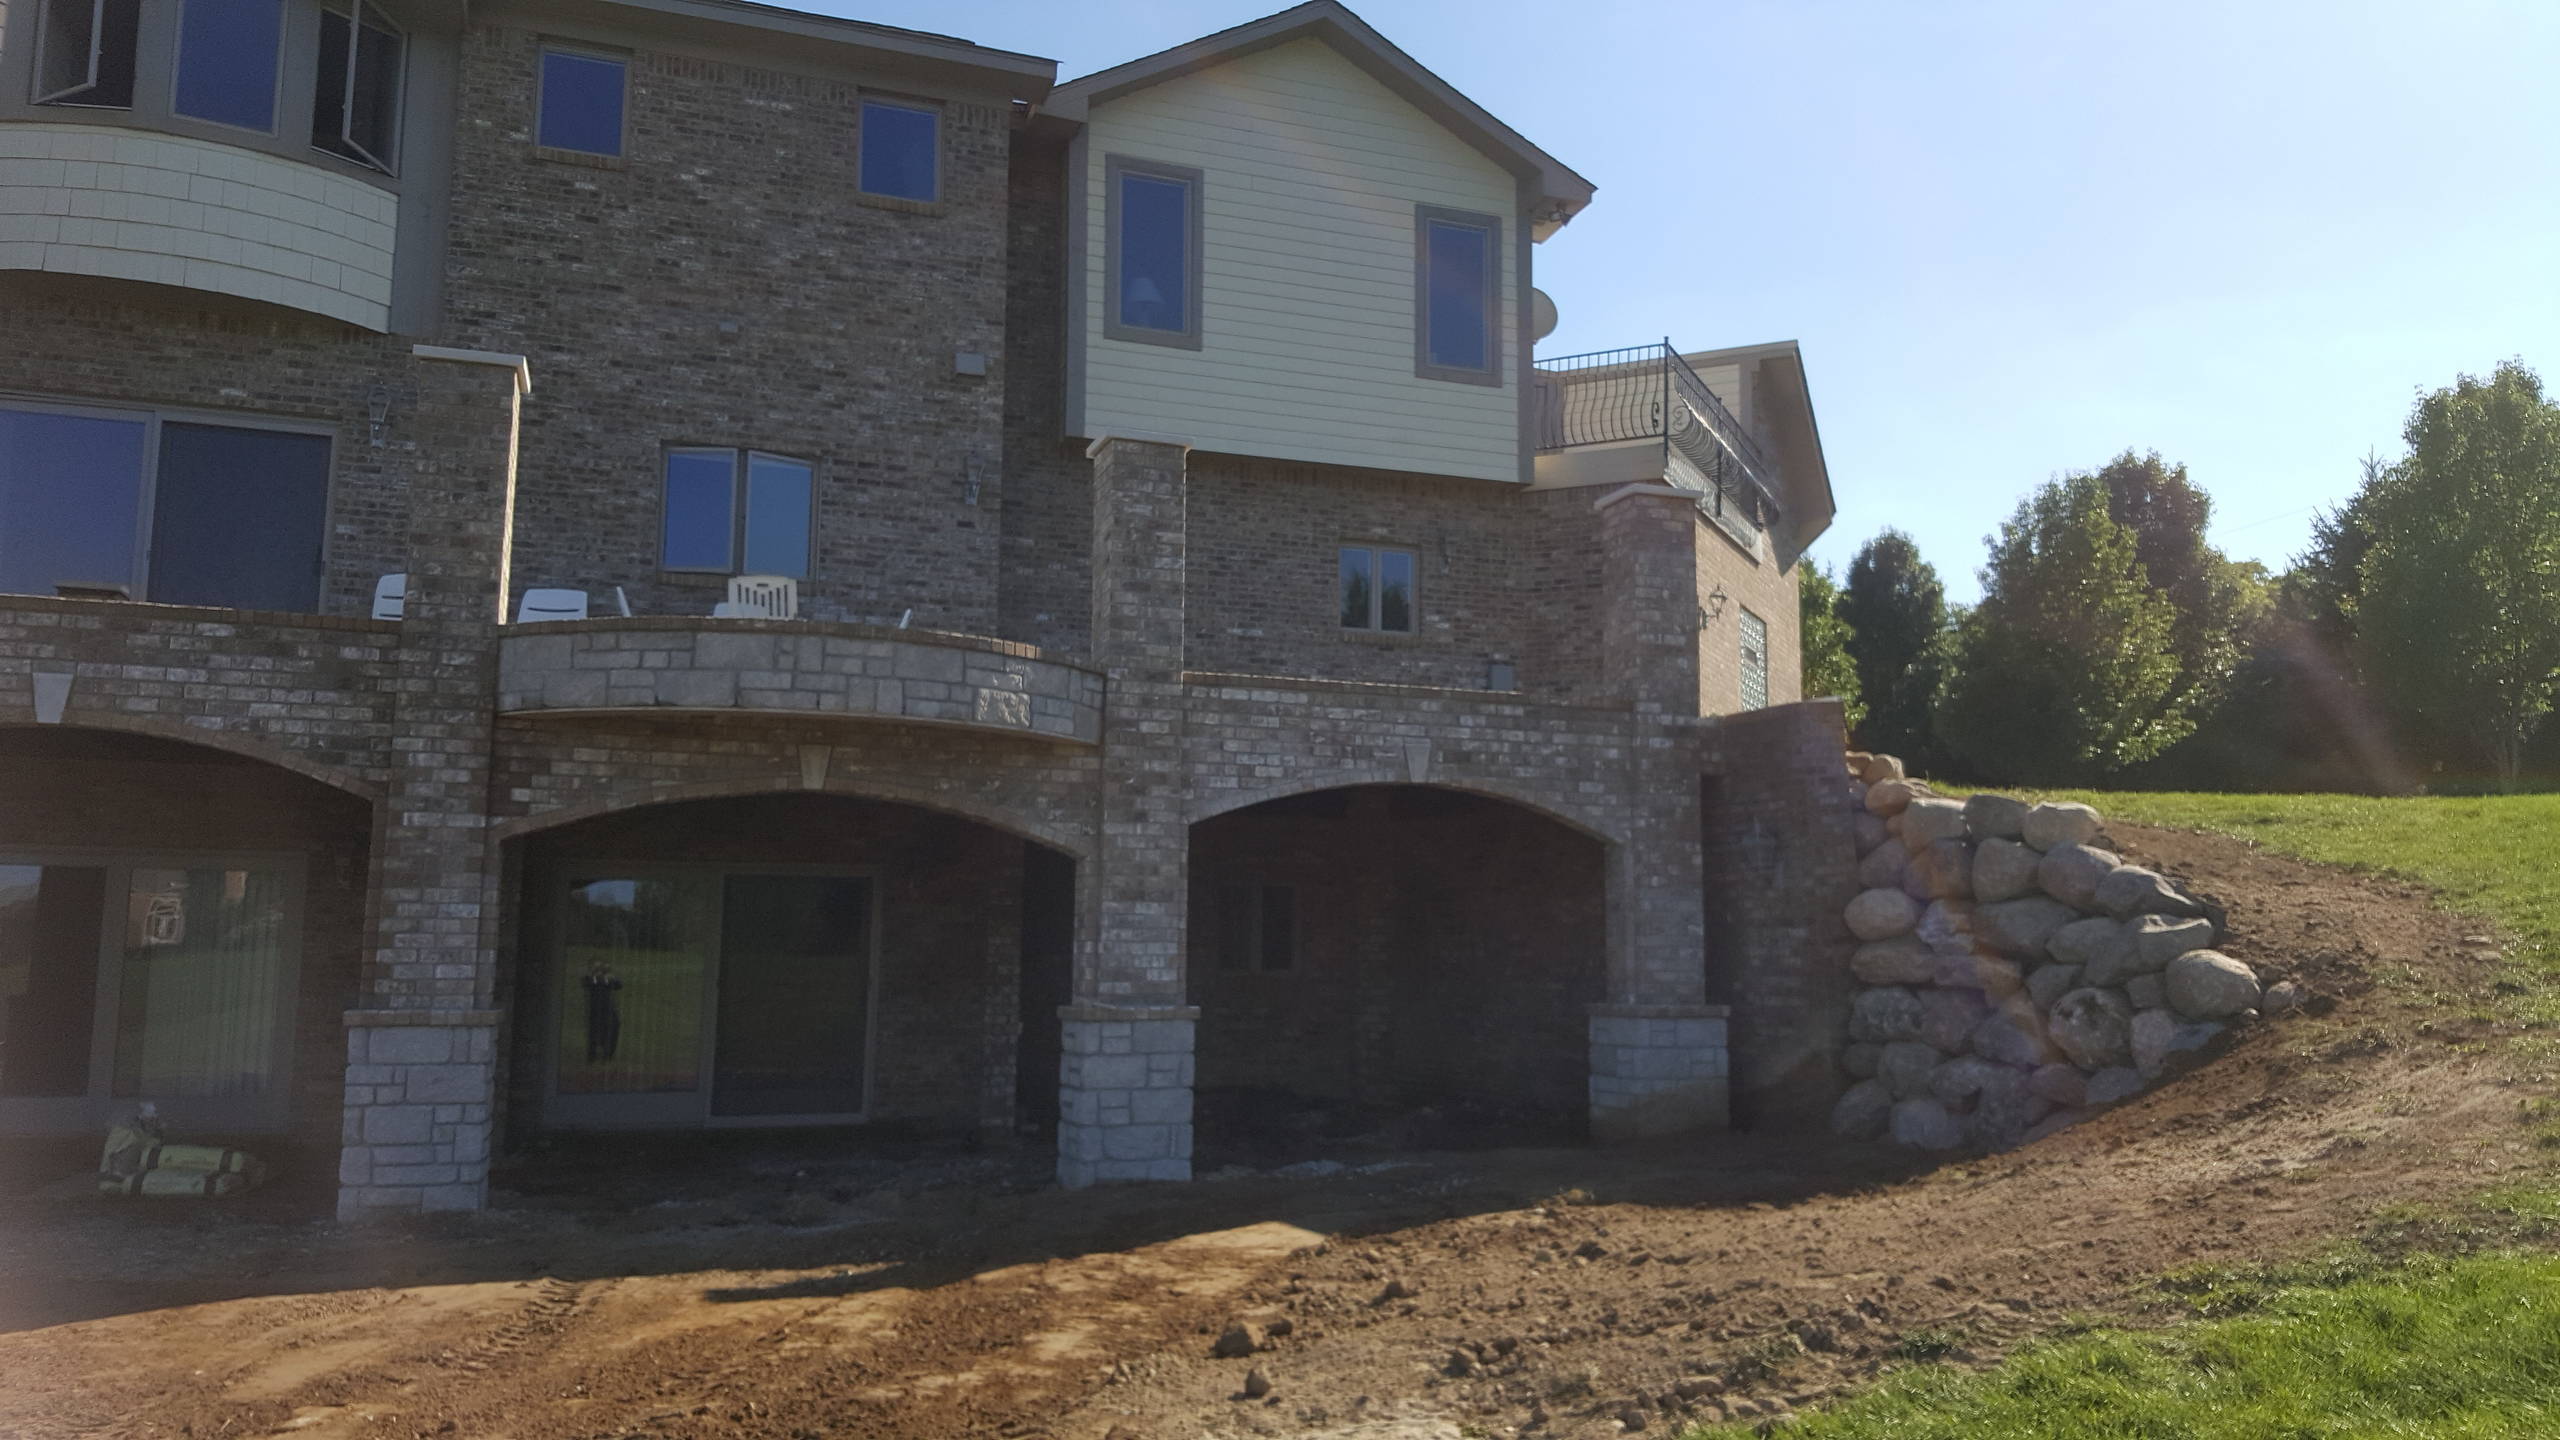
497,619,1104,744
0,122,397,330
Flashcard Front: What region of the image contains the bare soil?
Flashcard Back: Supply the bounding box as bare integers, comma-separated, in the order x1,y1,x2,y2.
0,823,2535,1440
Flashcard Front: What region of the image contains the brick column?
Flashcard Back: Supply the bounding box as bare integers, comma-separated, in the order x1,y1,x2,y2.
1589,487,1727,1140
1059,435,1197,1186
337,347,526,1220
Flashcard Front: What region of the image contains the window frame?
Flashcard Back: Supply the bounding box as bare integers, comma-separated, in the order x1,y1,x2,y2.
658,445,816,580
853,95,942,205
1336,543,1419,636
31,0,138,108
533,41,630,162
1412,203,1503,386
1102,153,1204,351
310,0,405,174
0,393,335,610
168,0,288,136
1213,882,1298,974
1738,606,1770,711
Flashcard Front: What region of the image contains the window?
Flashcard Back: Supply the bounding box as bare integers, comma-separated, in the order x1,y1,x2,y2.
33,0,140,107
172,0,285,131
661,448,812,577
1414,205,1500,384
1338,545,1416,634
311,0,403,171
857,99,938,202
1104,155,1201,348
1214,884,1296,973
1739,608,1770,711
538,47,626,157
0,403,329,612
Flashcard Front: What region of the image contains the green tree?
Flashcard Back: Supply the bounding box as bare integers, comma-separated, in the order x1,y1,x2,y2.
2094,450,2263,721
2353,361,2560,785
1839,530,1948,765
1797,563,1865,732
1936,474,2188,783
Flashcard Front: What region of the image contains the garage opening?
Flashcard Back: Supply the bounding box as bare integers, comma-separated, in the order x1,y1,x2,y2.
1186,785,1606,1166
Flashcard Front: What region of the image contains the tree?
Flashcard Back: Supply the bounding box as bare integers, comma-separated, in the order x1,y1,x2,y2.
1839,530,1948,765
1935,474,2188,783
1797,563,1864,732
2352,361,2560,785
2094,450,2263,725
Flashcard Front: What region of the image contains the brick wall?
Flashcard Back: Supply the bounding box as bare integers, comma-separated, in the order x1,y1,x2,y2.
442,27,1014,631
1696,517,1804,716
996,132,1093,656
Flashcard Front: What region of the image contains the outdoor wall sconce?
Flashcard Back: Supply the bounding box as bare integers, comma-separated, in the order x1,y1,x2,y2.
366,384,391,447
963,456,984,506
1701,583,1731,625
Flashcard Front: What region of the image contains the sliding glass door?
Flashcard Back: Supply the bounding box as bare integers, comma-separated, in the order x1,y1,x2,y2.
0,854,301,1134
549,867,876,1129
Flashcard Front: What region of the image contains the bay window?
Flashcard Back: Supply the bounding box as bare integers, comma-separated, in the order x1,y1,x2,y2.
172,0,286,132
310,0,403,171
33,0,141,107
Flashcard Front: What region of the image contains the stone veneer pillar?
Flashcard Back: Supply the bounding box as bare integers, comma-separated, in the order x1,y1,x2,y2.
1060,435,1198,1186
1589,487,1729,1140
337,347,526,1220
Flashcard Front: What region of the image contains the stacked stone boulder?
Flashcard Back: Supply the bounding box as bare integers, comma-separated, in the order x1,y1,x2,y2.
1829,753,2271,1151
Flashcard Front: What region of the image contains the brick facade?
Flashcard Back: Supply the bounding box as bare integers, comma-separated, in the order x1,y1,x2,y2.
0,1,1855,1216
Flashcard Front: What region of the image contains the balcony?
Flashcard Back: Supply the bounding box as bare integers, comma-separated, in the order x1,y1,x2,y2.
1532,342,1783,531
497,619,1105,745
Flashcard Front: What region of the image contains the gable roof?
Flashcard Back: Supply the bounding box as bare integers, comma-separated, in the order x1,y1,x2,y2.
1046,0,1594,237
1682,340,1838,567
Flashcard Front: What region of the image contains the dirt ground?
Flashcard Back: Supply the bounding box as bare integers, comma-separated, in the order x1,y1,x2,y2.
0,822,2536,1440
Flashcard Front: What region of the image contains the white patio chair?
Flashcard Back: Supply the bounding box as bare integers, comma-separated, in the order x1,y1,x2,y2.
710,575,796,620
516,588,590,623
371,574,407,621
614,585,633,618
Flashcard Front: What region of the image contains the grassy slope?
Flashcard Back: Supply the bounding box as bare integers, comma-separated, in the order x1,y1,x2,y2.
1691,792,2560,1439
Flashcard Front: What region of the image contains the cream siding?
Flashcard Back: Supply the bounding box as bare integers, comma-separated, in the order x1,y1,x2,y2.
1076,38,1522,483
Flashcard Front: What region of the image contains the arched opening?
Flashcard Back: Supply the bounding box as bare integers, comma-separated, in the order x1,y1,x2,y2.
0,726,372,1147
1187,784,1607,1165
501,792,1074,1142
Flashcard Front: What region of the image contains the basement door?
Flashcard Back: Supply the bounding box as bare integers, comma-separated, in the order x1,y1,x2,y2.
548,867,877,1129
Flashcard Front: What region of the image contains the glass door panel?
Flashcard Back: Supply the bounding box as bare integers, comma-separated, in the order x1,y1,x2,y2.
556,876,713,1097
113,866,291,1101
0,864,106,1099
711,875,870,1119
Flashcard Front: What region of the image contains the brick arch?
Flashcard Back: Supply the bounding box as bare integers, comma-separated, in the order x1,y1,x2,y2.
0,714,383,802
1186,771,1625,847
491,774,1090,859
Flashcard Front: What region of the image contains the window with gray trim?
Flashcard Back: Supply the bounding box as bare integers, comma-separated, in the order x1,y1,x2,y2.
1415,205,1500,384
1104,155,1202,348
33,0,140,107
661,448,813,577
537,45,625,157
172,0,285,132
856,98,938,202
1739,608,1769,711
310,0,402,172
1339,545,1416,634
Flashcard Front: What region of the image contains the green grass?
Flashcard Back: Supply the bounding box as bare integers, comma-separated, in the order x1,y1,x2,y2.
1687,1251,2560,1438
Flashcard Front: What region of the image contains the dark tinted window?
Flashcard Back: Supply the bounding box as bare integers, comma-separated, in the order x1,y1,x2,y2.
35,0,140,107
1425,219,1492,372
312,1,402,170
539,49,625,156
858,100,937,201
149,423,329,612
173,0,284,131
661,450,734,570
1117,173,1190,332
0,408,145,598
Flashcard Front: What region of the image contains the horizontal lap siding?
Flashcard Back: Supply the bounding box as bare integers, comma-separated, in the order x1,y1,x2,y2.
1079,38,1520,483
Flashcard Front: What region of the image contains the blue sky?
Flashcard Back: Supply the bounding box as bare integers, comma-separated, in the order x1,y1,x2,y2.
837,0,2560,600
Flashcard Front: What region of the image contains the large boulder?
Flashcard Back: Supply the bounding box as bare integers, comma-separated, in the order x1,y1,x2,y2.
1841,1042,1883,1078
1930,1056,2008,1109
1974,897,2079,958
1916,898,1975,951
1970,998,2056,1067
2126,974,2167,1011
2165,950,2261,1020
1900,798,1969,849
2133,914,2218,972
1878,1040,1943,1099
2047,987,2135,1069
1966,1068,2041,1149
1848,986,1927,1043
2024,960,2084,1012
1830,1079,1893,1140
1968,954,2027,1000
1918,987,1991,1054
2132,1008,2226,1080
2085,1066,2146,1104
1852,937,1937,986
1971,839,2041,904
1908,838,1975,900
2022,801,2103,852
1963,793,2029,842
1855,811,1891,855
2028,1063,2088,1108
2095,866,2203,919
2037,844,2122,911
1847,888,1922,941
2049,917,2135,980
1858,752,1906,784
1889,1098,1966,1151
1865,779,1918,817
1858,839,1911,890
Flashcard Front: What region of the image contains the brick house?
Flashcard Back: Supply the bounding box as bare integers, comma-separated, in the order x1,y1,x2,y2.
0,0,1858,1219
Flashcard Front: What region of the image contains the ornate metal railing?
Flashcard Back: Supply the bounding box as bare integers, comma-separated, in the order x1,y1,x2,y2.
1533,341,1781,529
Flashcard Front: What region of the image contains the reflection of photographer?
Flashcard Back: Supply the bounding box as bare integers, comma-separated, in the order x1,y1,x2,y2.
582,960,623,1062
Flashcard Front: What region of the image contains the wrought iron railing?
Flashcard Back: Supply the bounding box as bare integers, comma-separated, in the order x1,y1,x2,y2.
1533,341,1781,529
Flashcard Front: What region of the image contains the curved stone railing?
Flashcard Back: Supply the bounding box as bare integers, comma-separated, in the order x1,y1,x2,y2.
497,619,1103,744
